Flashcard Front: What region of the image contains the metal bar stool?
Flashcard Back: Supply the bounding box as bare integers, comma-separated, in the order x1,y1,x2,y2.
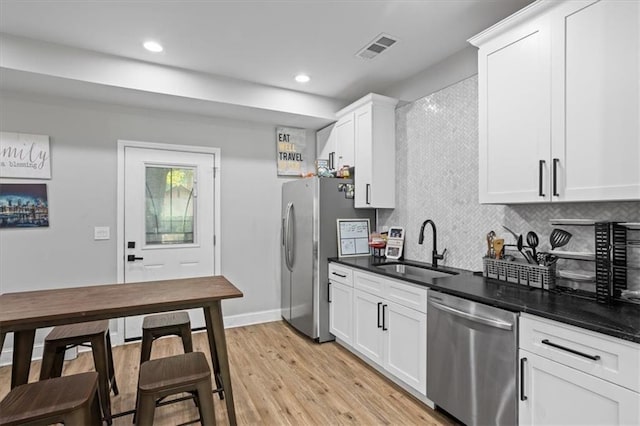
134,311,195,423
0,372,102,426
40,320,118,425
136,351,216,426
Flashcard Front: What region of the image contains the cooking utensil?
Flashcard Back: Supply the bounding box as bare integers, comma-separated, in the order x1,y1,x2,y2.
493,238,505,259
486,231,496,257
502,225,519,242
517,235,535,264
526,231,539,258
550,228,572,250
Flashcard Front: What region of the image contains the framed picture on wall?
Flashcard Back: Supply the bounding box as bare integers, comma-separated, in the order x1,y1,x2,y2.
0,132,51,179
0,183,49,228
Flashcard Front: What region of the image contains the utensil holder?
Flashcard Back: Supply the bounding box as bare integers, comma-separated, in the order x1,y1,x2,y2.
483,257,556,290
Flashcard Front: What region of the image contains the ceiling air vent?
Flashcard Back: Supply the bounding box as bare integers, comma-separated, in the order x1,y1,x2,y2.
356,33,398,60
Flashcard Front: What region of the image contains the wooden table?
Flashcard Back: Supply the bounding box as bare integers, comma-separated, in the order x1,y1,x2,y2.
0,276,243,425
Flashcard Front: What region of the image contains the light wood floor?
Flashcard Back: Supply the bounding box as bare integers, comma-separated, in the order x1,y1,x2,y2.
0,321,454,425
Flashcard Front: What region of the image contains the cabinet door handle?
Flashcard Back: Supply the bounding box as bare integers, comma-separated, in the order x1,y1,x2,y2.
538,160,546,197
366,184,371,205
328,282,332,303
382,304,388,331
520,357,528,401
332,272,347,278
329,152,335,170
552,158,560,196
541,339,601,360
377,302,382,328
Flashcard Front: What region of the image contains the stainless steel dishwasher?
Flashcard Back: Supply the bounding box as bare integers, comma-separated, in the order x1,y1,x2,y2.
427,291,518,426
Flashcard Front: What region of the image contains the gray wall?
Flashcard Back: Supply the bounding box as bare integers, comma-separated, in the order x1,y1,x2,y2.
381,46,478,103
379,75,640,290
0,92,315,349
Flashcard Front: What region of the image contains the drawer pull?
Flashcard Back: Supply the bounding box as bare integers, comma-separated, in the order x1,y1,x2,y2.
541,339,601,361
332,272,347,278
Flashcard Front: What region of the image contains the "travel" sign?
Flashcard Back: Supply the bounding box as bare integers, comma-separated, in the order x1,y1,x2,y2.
276,127,307,176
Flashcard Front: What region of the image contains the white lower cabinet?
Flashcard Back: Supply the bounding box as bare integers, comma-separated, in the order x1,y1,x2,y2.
328,281,353,344
384,301,426,392
353,289,385,364
352,270,427,396
519,350,640,426
328,263,354,345
519,314,640,425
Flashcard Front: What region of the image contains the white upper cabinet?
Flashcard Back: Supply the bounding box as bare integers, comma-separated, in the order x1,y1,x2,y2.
316,115,355,170
551,0,640,201
316,123,336,168
470,0,640,204
345,94,398,209
476,16,551,203
335,114,355,170
318,93,398,208
316,119,352,171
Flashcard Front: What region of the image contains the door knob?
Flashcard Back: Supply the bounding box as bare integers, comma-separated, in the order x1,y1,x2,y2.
127,254,144,262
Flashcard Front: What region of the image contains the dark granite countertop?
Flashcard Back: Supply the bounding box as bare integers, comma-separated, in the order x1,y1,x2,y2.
330,256,640,344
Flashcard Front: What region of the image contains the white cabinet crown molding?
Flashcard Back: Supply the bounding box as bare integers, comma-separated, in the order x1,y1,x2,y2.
336,93,399,118
468,0,558,47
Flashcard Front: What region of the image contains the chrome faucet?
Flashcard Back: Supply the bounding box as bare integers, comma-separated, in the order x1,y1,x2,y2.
418,219,447,268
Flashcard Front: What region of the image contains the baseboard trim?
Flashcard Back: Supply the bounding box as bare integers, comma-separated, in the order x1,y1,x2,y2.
223,309,282,329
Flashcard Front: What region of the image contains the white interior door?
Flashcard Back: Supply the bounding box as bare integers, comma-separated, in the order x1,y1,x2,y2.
123,146,216,339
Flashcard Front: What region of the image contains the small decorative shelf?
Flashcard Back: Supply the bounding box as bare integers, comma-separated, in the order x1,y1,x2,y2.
550,219,597,226
548,250,596,261
557,269,596,282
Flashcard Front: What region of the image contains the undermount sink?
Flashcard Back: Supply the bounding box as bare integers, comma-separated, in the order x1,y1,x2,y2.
374,263,457,281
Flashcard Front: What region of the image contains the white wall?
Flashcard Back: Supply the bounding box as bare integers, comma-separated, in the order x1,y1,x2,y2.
0,91,314,361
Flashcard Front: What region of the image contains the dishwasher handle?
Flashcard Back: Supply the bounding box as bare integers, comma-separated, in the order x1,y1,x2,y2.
428,299,514,330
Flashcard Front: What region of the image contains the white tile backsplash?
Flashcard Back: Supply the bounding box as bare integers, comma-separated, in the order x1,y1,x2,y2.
379,75,640,290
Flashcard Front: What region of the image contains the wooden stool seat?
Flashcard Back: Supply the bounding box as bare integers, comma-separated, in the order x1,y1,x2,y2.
45,320,113,341
140,312,193,364
0,372,101,426
40,320,118,425
136,352,216,426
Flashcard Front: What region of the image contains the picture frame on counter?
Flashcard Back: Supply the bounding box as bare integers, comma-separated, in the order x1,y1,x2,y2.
337,218,370,257
385,226,405,259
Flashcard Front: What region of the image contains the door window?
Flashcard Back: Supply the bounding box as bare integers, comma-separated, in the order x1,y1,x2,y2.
145,166,195,245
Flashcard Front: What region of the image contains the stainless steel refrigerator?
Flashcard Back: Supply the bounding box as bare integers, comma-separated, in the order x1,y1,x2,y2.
281,177,375,342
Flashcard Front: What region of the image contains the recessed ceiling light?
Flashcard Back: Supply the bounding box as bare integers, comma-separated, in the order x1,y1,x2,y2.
295,74,310,83
143,41,163,53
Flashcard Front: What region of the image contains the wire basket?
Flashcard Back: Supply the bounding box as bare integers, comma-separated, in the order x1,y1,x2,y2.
483,257,556,290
